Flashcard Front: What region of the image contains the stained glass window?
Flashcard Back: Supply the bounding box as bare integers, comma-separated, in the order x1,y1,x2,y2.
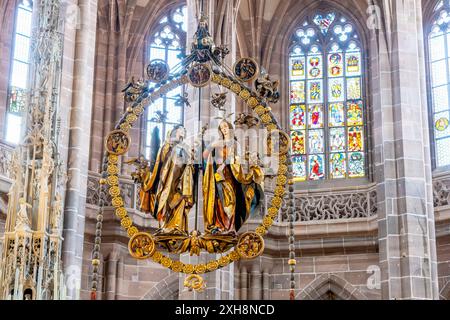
289,11,366,181
428,1,450,168
5,0,33,145
145,5,187,159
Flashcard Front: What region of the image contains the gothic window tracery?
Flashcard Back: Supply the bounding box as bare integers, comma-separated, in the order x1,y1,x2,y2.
288,11,366,182
5,0,33,145
427,0,450,169
144,5,187,159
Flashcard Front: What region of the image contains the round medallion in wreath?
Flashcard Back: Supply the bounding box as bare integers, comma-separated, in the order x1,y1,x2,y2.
236,232,265,259
105,130,131,156
187,63,212,87
233,57,259,82
146,59,170,82
128,232,155,260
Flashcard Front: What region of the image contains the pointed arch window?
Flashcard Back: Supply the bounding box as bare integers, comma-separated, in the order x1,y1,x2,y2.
427,0,450,169
288,11,366,182
144,5,187,159
5,0,33,145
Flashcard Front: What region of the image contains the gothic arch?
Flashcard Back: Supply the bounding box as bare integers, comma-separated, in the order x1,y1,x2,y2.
297,273,368,300
126,0,184,76
141,273,179,300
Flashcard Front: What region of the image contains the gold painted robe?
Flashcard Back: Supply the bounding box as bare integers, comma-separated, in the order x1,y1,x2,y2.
139,141,194,234
203,144,264,234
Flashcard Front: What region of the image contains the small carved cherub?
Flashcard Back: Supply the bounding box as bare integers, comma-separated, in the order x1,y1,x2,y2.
254,71,280,103
125,155,150,184
212,45,230,60
211,92,227,111
189,230,201,256
234,113,260,128
175,92,191,108
150,110,169,123
122,77,146,102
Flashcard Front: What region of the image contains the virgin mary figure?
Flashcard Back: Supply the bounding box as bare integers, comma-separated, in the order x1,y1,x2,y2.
131,125,194,235
202,119,264,235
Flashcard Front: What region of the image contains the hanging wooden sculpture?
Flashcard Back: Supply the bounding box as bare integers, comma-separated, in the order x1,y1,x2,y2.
90,13,290,296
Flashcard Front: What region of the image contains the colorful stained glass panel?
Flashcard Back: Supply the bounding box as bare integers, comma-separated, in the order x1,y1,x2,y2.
329,103,345,127
348,126,364,152
291,130,306,155
290,56,306,79
347,77,361,100
290,104,306,130
307,80,323,103
434,112,450,139
348,152,365,177
347,101,363,126
292,155,307,181
308,104,324,128
290,81,306,104
328,53,343,77
308,129,324,153
313,13,336,35
309,154,325,180
328,78,345,102
307,55,323,79
330,153,346,179
8,86,27,114
345,52,361,76
329,128,346,152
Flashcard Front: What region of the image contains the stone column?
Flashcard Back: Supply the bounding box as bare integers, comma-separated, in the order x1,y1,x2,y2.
62,0,98,300
240,266,248,300
262,269,269,299
249,264,262,299
178,0,237,300
371,0,438,299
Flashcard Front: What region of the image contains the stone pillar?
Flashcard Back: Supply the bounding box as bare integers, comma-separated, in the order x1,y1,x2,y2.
262,269,269,299
62,0,98,300
372,0,438,299
240,266,248,300
249,264,261,300
105,252,119,300
178,0,237,300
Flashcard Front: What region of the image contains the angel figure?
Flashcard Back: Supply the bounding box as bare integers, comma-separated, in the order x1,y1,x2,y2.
202,119,264,235
211,92,227,111
128,125,194,235
234,113,260,128
254,71,280,103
